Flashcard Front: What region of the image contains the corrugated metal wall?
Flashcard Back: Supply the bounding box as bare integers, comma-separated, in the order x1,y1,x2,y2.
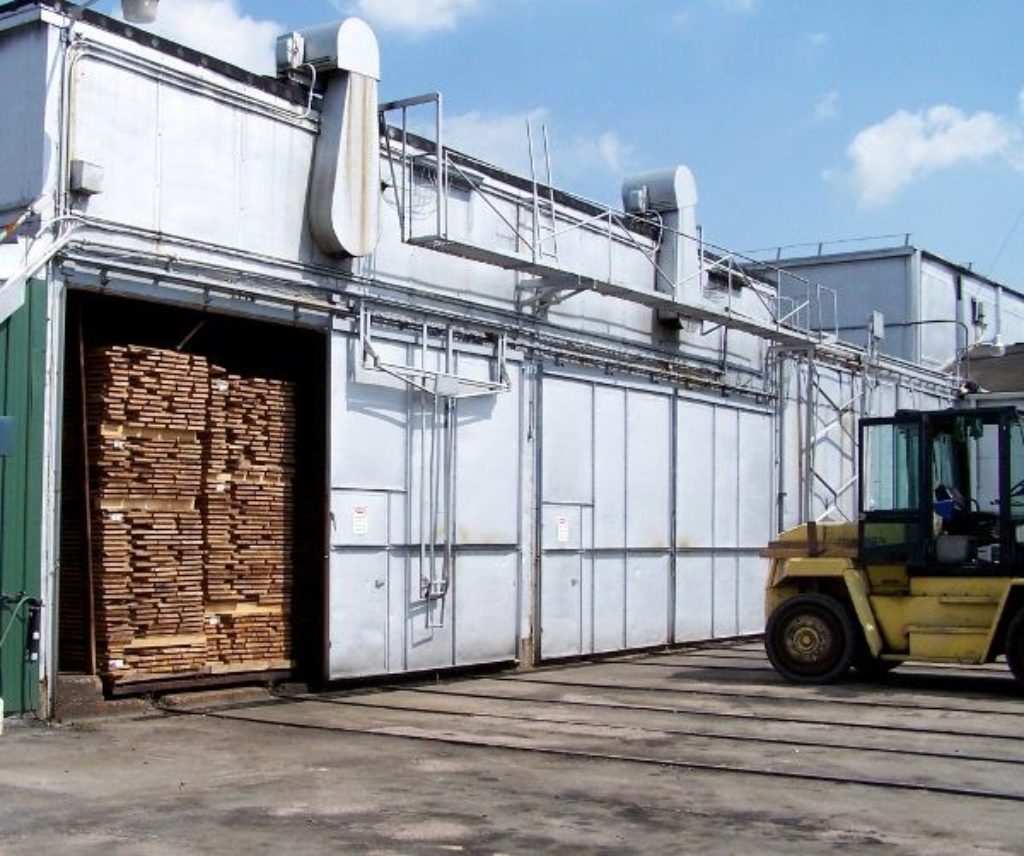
539,373,674,658
0,278,46,714
327,327,522,677
538,370,773,659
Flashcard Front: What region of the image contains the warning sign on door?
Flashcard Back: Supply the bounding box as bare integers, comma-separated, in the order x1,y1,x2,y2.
353,505,369,535
556,515,570,544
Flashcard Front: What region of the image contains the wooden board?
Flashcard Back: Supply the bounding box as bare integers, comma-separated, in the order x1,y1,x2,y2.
82,345,297,685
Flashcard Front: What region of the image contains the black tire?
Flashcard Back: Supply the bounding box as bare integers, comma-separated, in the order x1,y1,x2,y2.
851,646,899,679
765,594,856,684
1005,610,1024,683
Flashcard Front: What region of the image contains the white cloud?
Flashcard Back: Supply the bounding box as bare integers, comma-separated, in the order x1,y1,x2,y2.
137,0,281,73
343,0,481,34
1019,86,1024,114
442,108,549,175
813,89,839,122
595,132,628,172
439,108,633,186
842,104,1021,207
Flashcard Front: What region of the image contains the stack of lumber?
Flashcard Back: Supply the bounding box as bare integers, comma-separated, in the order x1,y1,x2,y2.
78,345,296,685
204,371,295,669
86,346,209,679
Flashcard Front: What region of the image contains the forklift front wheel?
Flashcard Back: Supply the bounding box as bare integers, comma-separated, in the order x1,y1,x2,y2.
1005,610,1024,684
851,649,898,679
766,594,856,685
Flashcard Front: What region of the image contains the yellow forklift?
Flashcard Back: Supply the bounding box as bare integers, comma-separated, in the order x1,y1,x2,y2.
763,406,1024,684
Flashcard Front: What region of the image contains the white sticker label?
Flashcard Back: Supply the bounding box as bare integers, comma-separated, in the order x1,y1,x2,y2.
353,505,369,536
556,515,570,544
109,512,124,523
109,658,124,670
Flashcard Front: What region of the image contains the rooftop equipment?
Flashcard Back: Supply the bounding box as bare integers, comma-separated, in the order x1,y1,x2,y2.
278,19,381,258
120,0,158,24
622,167,704,311
69,0,160,23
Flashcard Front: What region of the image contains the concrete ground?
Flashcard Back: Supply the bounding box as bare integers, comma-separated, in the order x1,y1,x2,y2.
3,641,1024,854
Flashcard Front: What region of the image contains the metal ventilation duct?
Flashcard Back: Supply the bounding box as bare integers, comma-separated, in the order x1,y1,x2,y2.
622,167,702,307
121,0,159,24
278,19,381,258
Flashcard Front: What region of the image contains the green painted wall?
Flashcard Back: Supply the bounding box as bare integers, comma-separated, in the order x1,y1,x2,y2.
0,279,47,715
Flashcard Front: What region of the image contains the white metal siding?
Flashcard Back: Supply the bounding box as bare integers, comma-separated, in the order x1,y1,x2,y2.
328,327,521,678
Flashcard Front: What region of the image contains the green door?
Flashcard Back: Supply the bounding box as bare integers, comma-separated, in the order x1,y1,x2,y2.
0,278,47,715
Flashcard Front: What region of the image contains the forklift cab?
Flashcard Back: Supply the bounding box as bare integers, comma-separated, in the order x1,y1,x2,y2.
764,405,1024,684
859,406,1024,575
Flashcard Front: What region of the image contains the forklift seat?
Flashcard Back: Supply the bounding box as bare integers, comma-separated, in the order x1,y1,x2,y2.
934,534,971,564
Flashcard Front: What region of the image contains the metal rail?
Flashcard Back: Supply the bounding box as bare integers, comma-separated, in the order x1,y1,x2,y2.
374,680,1024,735
162,704,1024,804
278,691,1024,767
497,675,1023,724
377,98,836,348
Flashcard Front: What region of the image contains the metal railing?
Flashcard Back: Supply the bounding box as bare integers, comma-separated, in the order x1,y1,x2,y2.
379,92,854,350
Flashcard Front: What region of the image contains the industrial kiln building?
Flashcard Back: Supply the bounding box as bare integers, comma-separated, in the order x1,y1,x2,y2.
0,0,955,718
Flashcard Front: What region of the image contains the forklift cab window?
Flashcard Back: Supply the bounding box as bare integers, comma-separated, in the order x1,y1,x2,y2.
863,422,921,512
930,418,1001,567
1011,418,1024,550
860,420,928,566
1011,419,1024,511
861,408,1023,574
931,432,959,521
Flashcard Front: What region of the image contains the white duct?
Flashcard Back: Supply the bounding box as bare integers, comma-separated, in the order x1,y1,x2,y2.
120,0,159,24
621,166,702,307
280,19,381,258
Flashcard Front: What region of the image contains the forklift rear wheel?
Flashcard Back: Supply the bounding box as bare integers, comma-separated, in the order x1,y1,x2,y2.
1005,610,1024,683
766,594,856,684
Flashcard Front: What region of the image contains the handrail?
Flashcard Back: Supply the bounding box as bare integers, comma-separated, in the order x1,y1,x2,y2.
377,91,869,349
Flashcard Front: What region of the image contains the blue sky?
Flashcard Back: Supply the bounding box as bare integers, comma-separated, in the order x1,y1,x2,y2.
95,0,1024,287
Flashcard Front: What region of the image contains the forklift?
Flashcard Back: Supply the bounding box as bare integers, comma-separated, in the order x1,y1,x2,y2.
763,406,1024,684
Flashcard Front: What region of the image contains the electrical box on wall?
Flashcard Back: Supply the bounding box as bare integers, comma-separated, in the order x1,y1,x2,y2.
70,160,105,196
0,415,14,456
870,310,885,341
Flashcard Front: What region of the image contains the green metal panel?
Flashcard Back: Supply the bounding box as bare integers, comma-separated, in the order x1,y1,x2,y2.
0,278,47,715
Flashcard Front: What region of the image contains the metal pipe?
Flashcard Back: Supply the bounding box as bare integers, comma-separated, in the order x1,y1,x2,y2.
802,357,817,522
419,383,428,599
542,124,558,260
441,397,456,611
527,119,539,266
427,390,440,604
402,107,410,241
379,92,442,111
774,351,787,531
71,40,315,128
436,92,444,239
382,113,405,242
418,322,429,600
58,237,955,400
